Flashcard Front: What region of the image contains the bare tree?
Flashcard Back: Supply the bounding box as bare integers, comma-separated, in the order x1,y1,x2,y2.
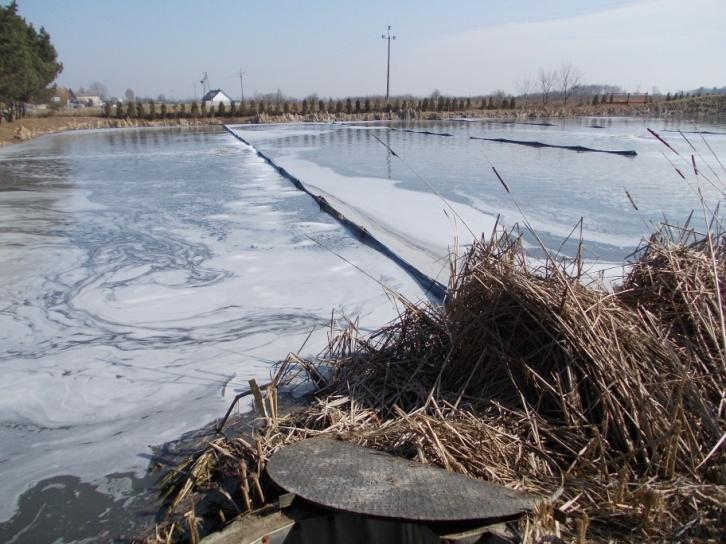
557,64,584,105
538,69,555,105
124,88,135,103
88,81,109,99
516,74,533,106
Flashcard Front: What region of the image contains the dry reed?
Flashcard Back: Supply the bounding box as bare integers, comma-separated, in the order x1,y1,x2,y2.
140,220,725,543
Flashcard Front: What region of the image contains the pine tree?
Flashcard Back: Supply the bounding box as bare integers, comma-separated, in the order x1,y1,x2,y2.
180,103,186,118
355,99,361,113
0,2,63,114
510,97,516,109
136,101,144,119
230,100,236,116
160,103,167,119
149,100,156,120
466,97,471,110
592,94,600,105
336,100,343,113
191,101,199,117
103,101,112,118
364,98,371,112
116,102,124,119
345,98,352,114
302,99,308,114
217,102,225,116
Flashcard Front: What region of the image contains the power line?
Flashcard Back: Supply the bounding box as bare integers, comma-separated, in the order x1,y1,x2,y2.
381,25,396,102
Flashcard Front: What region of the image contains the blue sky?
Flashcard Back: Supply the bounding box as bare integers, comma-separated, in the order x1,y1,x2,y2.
10,0,725,99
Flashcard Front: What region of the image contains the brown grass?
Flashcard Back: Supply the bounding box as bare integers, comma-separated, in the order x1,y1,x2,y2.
140,215,725,543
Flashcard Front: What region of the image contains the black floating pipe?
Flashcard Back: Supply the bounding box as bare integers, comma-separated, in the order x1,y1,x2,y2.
390,128,453,137
662,129,726,135
222,125,447,300
470,136,638,157
498,121,557,127
451,119,557,127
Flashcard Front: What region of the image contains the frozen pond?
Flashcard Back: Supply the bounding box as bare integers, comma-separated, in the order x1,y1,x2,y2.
1,118,724,542
231,117,726,283
0,126,426,541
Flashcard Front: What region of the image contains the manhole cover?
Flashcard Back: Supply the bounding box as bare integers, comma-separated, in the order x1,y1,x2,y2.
267,437,538,521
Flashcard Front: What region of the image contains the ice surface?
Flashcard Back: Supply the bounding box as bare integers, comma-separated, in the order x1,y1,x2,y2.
0,127,425,523
274,156,498,283
2,118,724,533
230,118,726,268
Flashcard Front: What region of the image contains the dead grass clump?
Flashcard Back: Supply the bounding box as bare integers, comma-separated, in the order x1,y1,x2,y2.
621,223,726,410
144,222,725,543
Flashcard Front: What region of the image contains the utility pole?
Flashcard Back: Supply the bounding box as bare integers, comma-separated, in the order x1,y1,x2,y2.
381,25,396,103
238,69,245,103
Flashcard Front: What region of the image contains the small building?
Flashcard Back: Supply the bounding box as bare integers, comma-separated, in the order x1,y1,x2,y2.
74,95,104,107
201,89,232,108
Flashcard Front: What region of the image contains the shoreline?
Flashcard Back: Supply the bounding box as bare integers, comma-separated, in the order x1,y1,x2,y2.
2,95,725,148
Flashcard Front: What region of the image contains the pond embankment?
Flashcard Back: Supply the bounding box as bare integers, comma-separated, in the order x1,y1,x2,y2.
3,95,724,148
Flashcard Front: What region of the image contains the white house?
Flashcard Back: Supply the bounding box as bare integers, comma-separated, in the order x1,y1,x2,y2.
201,89,232,108
74,95,103,107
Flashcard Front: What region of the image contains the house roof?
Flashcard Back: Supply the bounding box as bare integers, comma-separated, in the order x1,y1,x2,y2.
201,89,231,101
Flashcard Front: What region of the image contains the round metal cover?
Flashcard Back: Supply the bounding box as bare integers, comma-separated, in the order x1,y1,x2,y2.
267,437,538,522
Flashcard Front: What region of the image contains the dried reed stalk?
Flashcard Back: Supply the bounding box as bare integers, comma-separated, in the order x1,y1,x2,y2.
141,221,725,543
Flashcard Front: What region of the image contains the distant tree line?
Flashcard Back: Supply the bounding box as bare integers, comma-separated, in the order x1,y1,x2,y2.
513,63,719,108
0,1,62,122
103,93,524,120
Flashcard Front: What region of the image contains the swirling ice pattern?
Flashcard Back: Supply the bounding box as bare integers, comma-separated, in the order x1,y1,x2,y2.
0,127,423,538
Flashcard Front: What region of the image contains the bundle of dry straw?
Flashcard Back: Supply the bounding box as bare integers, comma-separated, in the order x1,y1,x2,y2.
146,221,725,543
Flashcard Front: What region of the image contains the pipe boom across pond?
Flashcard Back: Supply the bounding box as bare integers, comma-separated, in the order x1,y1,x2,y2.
470,136,638,156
